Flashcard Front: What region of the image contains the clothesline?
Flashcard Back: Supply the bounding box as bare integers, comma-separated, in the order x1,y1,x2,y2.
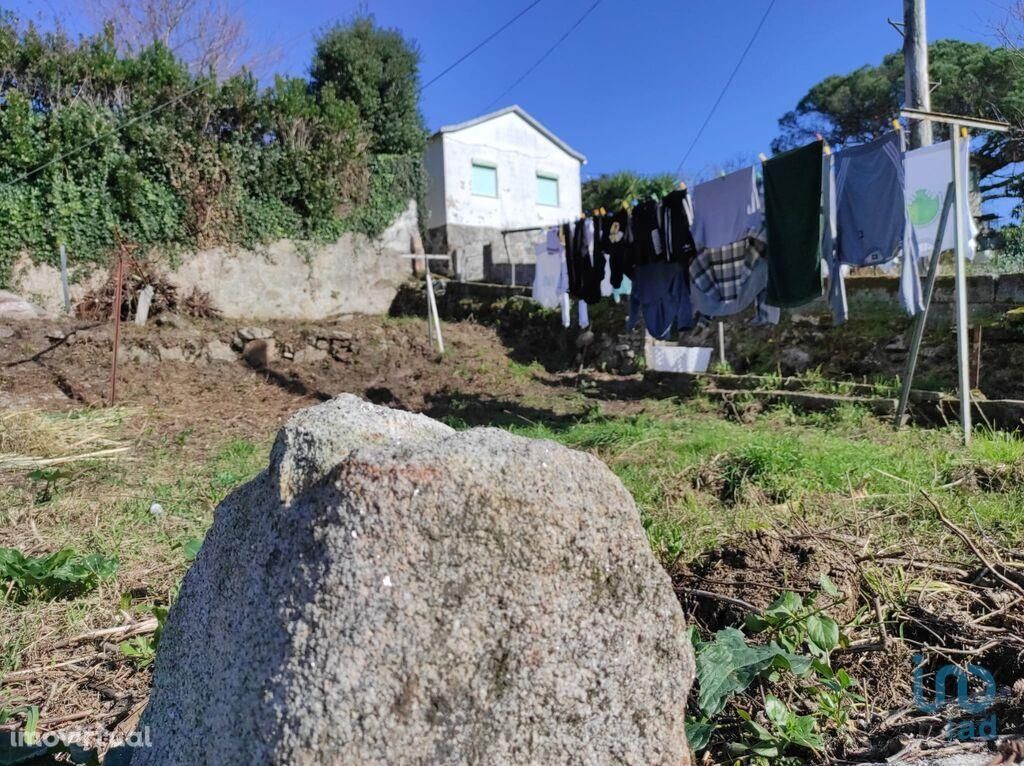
526,126,976,343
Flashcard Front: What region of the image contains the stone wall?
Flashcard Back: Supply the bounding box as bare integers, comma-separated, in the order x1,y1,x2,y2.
426,224,543,286
10,201,419,321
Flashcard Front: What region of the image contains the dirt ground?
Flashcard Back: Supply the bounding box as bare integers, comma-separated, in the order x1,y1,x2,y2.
2,311,1023,763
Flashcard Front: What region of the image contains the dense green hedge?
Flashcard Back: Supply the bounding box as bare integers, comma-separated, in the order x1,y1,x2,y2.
0,14,426,285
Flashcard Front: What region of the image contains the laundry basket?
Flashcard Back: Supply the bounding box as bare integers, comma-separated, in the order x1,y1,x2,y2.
649,345,713,374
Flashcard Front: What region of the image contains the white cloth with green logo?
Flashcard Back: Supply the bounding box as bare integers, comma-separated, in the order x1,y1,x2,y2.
904,140,976,261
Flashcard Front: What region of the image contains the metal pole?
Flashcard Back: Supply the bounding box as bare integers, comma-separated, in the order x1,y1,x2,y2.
717,322,726,367
424,269,445,354
903,0,933,148
951,123,972,443
59,244,70,314
894,183,954,428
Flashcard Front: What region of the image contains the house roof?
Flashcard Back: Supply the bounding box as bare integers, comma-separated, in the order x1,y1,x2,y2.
432,105,586,163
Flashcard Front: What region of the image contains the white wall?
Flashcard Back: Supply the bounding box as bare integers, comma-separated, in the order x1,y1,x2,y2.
435,112,582,230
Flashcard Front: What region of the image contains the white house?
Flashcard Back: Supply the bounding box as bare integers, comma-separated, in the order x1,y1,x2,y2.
424,105,585,283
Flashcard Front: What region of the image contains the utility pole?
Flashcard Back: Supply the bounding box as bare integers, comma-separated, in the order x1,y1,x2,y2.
903,0,933,148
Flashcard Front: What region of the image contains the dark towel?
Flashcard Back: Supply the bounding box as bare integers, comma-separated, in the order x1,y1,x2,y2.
764,140,823,308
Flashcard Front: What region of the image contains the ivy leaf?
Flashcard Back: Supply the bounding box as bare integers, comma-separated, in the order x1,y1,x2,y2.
806,614,840,655
685,718,714,751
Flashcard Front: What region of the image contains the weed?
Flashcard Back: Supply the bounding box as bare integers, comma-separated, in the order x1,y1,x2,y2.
688,584,862,764
0,548,118,602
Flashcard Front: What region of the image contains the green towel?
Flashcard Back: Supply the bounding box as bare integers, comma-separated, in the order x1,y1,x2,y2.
764,140,824,308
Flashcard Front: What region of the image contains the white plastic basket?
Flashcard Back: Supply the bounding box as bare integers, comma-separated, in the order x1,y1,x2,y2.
649,345,713,374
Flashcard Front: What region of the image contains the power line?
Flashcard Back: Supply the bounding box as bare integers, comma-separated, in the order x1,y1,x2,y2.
420,0,546,93
484,0,602,111
674,0,777,176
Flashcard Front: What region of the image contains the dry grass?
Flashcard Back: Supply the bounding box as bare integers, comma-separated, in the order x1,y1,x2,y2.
0,409,129,470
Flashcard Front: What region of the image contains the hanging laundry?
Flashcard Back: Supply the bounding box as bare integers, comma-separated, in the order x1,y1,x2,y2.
834,131,923,319
660,188,698,265
820,153,847,324
631,198,665,266
691,166,763,251
602,209,632,288
904,139,977,261
689,238,779,325
565,219,605,304
531,229,564,309
627,261,694,340
763,140,824,308
612,274,632,304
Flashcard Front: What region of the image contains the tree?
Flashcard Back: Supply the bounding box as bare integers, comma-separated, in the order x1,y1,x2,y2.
582,171,677,212
773,40,1024,204
311,15,425,156
81,0,260,78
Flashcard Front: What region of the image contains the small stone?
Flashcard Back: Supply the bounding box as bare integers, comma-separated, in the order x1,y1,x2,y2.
157,346,186,362
206,339,236,363
0,327,14,339
238,326,274,342
127,346,157,364
293,346,328,364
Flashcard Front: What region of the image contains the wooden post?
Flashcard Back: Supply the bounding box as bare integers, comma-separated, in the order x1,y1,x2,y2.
108,255,125,407
902,0,933,148
951,121,972,444
59,244,70,315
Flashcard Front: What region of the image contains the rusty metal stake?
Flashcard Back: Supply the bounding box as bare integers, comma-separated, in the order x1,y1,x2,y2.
108,255,125,407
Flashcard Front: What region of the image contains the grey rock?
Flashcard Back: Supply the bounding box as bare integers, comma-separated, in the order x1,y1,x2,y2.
127,346,156,364
292,345,328,364
779,346,813,373
156,345,186,362
134,395,693,766
205,339,236,363
237,325,274,342
0,290,49,320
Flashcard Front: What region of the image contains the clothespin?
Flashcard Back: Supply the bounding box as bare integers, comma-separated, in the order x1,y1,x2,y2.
599,207,606,216
621,200,629,211
814,133,831,155
960,126,969,138
892,118,901,132
678,181,687,190
758,152,768,163
592,208,600,216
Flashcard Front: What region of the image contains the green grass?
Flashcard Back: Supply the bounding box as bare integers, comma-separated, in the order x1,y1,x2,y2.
504,400,1023,561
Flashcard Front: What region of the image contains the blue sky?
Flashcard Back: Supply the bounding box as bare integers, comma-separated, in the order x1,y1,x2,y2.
10,0,1008,186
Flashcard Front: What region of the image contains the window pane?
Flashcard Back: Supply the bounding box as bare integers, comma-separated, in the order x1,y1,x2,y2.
536,174,559,206
471,163,497,197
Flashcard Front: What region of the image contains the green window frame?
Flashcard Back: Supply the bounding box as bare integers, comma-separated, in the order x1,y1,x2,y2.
536,172,559,206
471,162,498,197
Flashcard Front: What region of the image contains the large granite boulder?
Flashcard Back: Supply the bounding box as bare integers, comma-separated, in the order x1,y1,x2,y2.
133,394,694,765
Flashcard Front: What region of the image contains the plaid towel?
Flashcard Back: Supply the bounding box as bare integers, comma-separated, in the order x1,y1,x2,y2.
690,239,762,304
690,238,778,327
